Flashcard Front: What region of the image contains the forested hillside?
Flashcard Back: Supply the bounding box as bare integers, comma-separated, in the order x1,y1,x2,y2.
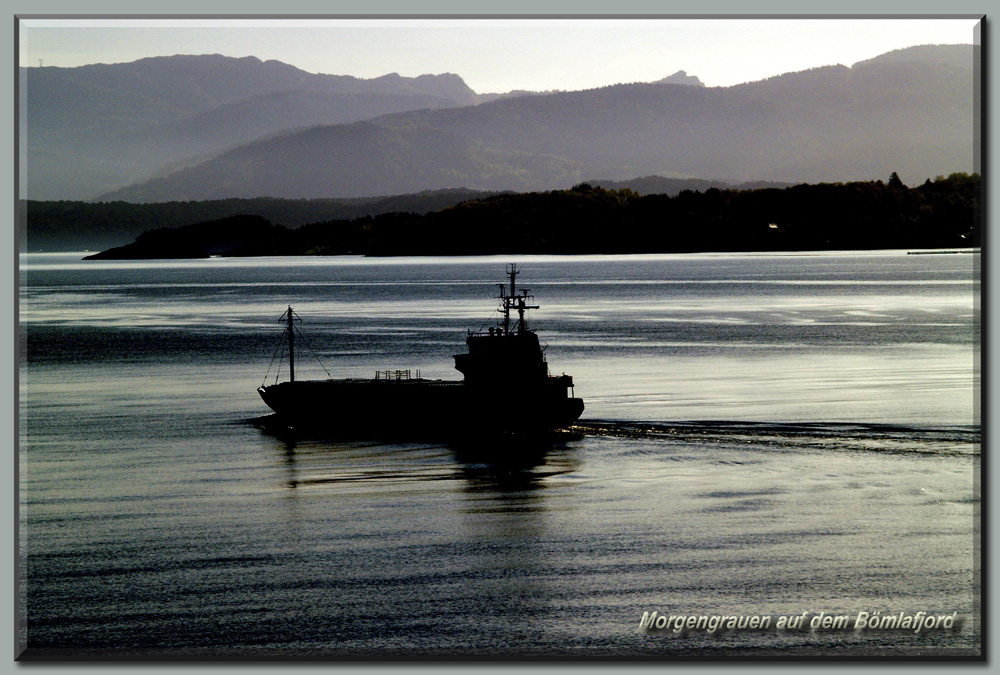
21,189,494,251
83,173,980,259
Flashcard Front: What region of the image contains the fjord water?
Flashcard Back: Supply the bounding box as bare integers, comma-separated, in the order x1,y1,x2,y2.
19,251,979,656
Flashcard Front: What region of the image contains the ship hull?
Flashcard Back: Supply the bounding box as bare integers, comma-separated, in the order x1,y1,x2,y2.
257,267,585,440
257,378,584,436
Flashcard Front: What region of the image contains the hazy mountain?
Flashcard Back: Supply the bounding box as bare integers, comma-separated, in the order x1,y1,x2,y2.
23,45,975,203
97,44,975,203
22,54,481,199
656,70,705,87
143,90,459,152
851,43,975,68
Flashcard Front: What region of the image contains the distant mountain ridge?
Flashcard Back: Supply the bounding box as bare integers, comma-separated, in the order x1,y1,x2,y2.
656,70,704,86
22,54,484,199
96,44,975,203
21,44,976,203
851,43,975,68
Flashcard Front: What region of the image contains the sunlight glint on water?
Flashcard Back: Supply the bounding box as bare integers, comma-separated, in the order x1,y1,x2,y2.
19,250,979,655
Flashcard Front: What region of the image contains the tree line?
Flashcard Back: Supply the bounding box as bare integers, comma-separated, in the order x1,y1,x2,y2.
83,173,980,259
21,189,492,252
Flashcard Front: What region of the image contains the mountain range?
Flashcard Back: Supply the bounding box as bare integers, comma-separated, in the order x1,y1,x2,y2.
21,44,975,202
22,54,484,200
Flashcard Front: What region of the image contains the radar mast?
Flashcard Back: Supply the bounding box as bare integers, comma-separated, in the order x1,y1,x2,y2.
497,263,538,335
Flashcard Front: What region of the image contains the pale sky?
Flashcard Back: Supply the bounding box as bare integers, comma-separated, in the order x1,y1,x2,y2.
18,17,980,92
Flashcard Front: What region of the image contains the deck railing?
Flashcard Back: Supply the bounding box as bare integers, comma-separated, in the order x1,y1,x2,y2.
375,369,420,381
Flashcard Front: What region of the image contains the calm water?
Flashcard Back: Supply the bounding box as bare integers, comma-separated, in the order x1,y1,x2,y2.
18,251,980,657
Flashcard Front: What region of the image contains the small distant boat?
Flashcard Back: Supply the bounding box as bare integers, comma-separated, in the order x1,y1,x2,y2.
257,264,584,437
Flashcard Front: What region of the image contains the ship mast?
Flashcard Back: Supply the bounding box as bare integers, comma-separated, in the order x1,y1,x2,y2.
498,263,538,335
285,305,295,383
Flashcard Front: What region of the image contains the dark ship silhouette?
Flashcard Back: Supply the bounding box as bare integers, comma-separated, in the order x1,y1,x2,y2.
257,264,584,436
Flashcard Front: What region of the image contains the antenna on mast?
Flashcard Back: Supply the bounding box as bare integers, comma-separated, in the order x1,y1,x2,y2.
496,263,537,335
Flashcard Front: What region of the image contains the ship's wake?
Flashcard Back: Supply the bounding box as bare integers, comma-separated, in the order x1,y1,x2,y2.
249,413,978,458
571,420,980,457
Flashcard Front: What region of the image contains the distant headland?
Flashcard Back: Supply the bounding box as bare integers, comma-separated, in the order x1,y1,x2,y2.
80,174,979,260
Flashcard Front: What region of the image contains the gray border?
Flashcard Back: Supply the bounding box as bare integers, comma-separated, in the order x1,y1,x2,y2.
7,2,992,673
12,14,20,665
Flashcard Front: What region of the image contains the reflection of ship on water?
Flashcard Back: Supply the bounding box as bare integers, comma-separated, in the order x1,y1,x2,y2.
269,437,582,493
256,264,584,440
265,431,577,635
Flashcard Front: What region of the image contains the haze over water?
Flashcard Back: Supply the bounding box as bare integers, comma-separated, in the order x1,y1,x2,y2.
19,250,979,656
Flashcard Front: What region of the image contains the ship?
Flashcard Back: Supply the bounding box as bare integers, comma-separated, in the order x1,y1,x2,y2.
257,264,584,437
